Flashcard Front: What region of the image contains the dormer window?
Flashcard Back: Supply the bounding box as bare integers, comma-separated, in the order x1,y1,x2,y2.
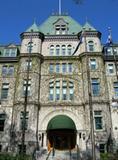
55,25,67,35
4,48,17,57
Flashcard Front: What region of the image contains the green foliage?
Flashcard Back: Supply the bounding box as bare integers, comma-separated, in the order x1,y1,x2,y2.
100,153,109,160
0,154,32,160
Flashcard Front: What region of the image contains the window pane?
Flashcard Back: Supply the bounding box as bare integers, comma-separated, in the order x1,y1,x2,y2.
114,82,118,97
88,41,94,52
8,66,14,75
11,49,16,57
90,59,96,70
67,45,72,55
62,45,66,55
20,112,29,130
68,63,73,73
56,63,60,73
1,83,9,99
91,79,100,96
95,117,102,130
0,114,6,131
62,63,67,73
56,45,60,56
108,64,114,73
50,45,54,55
23,80,31,96
2,66,7,75
49,64,54,73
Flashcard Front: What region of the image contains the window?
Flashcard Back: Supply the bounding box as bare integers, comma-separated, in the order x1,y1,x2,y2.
62,81,67,100
106,47,113,55
49,80,74,101
68,63,73,73
1,83,9,99
2,65,14,76
20,111,29,130
88,41,94,52
91,79,100,96
114,82,118,97
55,25,67,35
107,63,114,74
4,48,17,57
56,81,60,100
0,113,6,131
2,66,7,76
69,82,74,100
90,59,97,70
56,63,60,73
56,45,60,56
99,144,105,153
49,64,54,73
8,66,14,75
27,42,33,53
26,60,32,70
49,82,54,101
67,45,72,55
62,63,67,73
62,45,66,56
23,79,31,96
94,111,103,130
50,45,54,55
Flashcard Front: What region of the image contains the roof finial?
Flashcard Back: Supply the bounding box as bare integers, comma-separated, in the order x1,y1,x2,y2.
33,17,36,24
59,0,62,15
107,27,112,44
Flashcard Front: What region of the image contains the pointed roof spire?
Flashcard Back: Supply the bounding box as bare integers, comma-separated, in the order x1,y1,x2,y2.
83,21,96,31
26,21,39,32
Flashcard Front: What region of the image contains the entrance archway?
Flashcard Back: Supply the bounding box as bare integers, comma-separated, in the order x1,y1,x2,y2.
47,115,76,150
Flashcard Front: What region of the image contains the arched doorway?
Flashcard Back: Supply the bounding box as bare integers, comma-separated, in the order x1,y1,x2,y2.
47,115,76,150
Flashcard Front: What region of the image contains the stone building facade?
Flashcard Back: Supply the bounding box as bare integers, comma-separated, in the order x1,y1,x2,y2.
0,14,118,155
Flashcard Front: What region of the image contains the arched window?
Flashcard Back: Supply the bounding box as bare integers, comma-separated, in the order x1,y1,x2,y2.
62,45,66,56
50,45,54,55
88,41,94,52
56,45,60,56
67,45,72,55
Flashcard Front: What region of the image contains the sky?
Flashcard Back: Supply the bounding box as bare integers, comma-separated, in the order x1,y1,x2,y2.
0,0,118,45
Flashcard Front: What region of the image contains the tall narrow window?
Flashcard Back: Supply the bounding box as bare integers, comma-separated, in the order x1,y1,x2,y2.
62,81,67,100
62,63,67,73
91,79,100,96
68,63,73,73
56,45,60,56
8,66,14,75
108,63,114,74
69,82,74,100
90,59,97,70
114,82,118,97
2,66,7,76
49,64,54,73
88,41,94,52
55,25,60,35
20,111,29,130
56,63,60,73
1,83,9,99
50,45,54,55
62,45,66,56
23,79,31,96
67,45,72,55
61,25,66,34
4,49,10,57
27,42,33,53
56,81,60,100
26,60,32,70
0,113,6,131
49,82,54,101
94,111,103,130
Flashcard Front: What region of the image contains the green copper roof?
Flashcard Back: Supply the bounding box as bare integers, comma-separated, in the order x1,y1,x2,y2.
39,15,82,35
83,22,96,31
47,115,76,130
26,22,39,32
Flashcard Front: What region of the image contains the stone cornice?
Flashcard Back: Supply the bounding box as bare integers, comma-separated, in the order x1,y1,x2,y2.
44,35,78,41
20,32,44,41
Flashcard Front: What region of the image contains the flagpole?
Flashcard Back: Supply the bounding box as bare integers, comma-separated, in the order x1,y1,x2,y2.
59,0,62,15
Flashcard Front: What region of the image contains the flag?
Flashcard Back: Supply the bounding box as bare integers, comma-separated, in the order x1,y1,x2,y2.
72,32,83,55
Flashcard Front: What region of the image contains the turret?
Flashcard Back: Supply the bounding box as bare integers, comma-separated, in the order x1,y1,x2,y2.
20,22,44,54
78,22,102,54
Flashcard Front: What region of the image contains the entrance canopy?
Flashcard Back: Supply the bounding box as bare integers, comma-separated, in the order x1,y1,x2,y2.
47,115,76,130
